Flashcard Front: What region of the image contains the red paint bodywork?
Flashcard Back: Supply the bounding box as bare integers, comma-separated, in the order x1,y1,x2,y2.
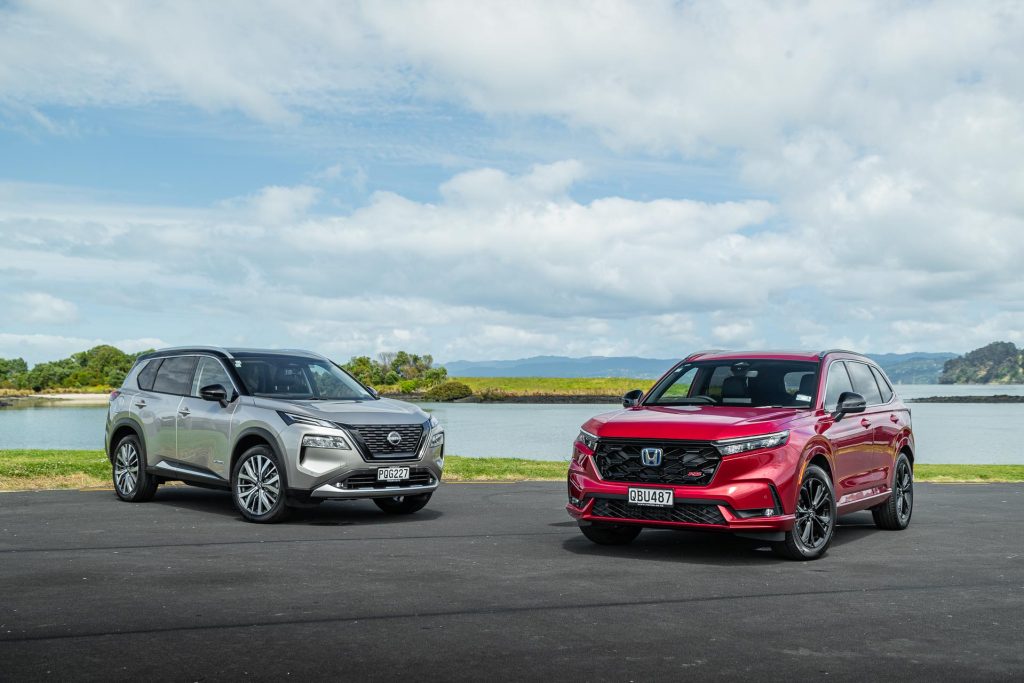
566,350,915,536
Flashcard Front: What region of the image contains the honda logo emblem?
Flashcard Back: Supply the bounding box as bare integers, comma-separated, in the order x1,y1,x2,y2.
640,447,663,467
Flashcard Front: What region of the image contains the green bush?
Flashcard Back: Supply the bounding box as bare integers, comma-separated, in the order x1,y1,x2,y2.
424,381,473,402
397,379,421,394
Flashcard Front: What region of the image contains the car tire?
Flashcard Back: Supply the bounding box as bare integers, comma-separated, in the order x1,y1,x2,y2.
872,453,913,530
112,434,158,502
579,522,642,546
231,445,290,524
373,493,432,515
772,464,836,561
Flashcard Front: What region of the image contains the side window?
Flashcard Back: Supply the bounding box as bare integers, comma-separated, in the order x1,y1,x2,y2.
152,356,197,395
191,357,235,397
137,359,161,391
846,361,883,406
870,366,894,403
823,362,853,412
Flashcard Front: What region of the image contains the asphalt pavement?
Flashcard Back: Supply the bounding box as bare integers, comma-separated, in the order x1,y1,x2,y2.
1,482,1022,681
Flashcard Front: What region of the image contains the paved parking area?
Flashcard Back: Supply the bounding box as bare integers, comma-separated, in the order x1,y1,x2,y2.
0,482,1022,680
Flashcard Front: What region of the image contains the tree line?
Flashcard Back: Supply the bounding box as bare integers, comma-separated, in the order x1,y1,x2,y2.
0,346,449,392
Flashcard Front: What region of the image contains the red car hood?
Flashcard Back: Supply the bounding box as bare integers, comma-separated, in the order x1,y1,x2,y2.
584,405,804,442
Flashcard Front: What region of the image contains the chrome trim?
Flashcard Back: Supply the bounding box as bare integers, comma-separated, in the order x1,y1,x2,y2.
310,481,439,499
153,460,226,481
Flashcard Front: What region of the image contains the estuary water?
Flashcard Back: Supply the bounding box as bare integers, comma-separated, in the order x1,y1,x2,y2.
1,384,1022,464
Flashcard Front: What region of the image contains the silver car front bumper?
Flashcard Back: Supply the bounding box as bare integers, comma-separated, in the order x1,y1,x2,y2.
311,481,440,499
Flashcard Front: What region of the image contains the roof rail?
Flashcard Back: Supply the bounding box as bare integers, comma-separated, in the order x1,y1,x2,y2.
137,346,232,360
817,348,863,358
684,349,729,361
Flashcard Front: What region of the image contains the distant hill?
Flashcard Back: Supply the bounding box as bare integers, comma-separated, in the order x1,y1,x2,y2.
939,342,1024,384
443,356,678,379
444,352,958,384
867,352,958,384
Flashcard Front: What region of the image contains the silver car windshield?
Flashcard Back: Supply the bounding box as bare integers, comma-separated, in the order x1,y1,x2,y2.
233,356,372,400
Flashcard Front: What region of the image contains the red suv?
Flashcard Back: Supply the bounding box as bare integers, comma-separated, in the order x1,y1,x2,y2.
566,350,915,560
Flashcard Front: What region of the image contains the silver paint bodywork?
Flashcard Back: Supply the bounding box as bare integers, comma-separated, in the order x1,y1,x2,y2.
105,349,444,501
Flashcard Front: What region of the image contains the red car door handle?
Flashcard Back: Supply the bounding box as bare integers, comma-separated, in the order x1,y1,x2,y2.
860,418,871,428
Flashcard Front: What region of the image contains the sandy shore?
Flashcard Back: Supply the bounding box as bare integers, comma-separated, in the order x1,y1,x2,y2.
10,393,110,406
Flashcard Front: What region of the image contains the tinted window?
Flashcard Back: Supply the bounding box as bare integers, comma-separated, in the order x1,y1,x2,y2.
136,359,161,391
871,366,894,403
152,356,197,395
846,361,883,406
191,357,235,397
823,361,854,411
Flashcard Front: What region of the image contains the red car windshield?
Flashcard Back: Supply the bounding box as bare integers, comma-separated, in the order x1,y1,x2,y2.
646,359,820,408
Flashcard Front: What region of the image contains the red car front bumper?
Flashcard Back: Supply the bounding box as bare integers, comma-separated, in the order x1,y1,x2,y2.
566,448,797,535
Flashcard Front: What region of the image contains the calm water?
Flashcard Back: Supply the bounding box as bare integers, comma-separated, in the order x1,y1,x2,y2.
1,385,1022,464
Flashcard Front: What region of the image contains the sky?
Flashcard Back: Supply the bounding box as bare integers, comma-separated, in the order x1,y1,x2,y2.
1,1,1023,366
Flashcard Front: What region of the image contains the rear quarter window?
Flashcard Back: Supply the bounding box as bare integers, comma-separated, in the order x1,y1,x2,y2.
871,366,894,403
136,359,161,391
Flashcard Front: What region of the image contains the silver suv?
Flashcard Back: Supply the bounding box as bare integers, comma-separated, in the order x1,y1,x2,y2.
105,347,445,523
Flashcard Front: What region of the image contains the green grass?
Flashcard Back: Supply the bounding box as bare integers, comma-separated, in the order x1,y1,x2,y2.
914,464,1024,483
0,450,112,490
444,455,568,481
451,376,650,397
1,450,1022,490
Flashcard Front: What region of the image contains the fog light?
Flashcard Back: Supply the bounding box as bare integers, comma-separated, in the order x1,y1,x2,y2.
764,508,775,517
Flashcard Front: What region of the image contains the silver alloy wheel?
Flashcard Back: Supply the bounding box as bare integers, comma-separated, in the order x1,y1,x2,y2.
235,454,281,516
894,459,913,523
795,477,833,550
114,442,139,496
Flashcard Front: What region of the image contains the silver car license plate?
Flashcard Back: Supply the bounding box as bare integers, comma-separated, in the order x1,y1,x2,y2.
377,466,410,482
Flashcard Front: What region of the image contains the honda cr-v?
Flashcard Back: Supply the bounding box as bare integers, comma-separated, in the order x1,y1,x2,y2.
566,350,914,560
106,347,445,522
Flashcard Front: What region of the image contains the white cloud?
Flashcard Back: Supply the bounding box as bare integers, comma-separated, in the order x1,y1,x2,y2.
10,292,79,324
0,2,1022,360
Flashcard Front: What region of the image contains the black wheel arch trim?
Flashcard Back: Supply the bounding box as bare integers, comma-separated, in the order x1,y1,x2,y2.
231,426,291,491
107,417,146,462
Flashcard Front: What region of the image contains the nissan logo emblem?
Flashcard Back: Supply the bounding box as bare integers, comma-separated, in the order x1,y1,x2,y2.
387,431,402,446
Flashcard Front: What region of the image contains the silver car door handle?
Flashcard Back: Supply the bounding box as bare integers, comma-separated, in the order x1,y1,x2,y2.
134,400,146,408
178,408,191,417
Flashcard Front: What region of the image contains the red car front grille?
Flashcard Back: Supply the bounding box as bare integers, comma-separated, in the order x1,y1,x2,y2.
593,439,720,486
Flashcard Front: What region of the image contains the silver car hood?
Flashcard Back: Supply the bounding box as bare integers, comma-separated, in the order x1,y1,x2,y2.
250,395,428,425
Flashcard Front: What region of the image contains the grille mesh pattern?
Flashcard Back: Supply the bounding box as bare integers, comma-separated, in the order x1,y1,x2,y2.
590,498,726,525
594,440,720,486
348,423,424,457
342,468,435,489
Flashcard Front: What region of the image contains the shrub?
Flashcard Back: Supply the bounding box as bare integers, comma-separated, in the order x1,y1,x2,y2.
397,379,421,394
424,381,472,402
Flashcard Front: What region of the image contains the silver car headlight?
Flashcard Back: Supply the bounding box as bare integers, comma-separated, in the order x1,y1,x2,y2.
301,434,353,450
279,411,337,429
713,430,789,456
427,414,444,447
